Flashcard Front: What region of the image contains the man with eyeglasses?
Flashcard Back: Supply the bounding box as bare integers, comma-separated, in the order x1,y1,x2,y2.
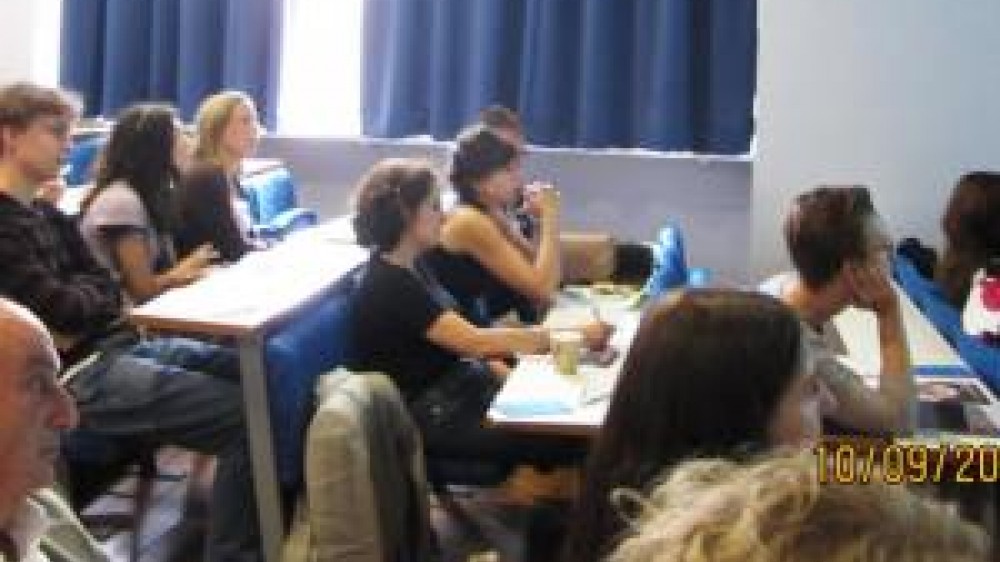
0,83,261,562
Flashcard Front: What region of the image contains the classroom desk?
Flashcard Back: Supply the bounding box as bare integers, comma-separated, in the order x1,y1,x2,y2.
487,288,639,437
491,284,993,438
130,234,366,562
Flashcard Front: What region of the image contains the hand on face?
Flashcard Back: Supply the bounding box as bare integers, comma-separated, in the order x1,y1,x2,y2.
846,260,897,315
523,182,559,219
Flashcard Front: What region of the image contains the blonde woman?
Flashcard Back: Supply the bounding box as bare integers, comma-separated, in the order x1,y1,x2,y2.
608,453,987,562
175,91,262,261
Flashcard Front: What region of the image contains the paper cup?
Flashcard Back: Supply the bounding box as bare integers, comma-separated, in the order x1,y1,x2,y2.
551,330,583,377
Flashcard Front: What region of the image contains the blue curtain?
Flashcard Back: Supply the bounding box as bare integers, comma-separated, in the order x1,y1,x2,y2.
60,0,283,128
362,0,756,154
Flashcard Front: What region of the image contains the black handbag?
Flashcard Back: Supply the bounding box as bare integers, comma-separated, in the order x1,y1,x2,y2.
408,360,501,431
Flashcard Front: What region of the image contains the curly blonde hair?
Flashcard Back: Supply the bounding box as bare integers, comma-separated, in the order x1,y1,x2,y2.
607,452,988,562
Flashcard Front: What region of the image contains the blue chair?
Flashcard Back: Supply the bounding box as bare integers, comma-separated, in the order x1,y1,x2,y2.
642,224,713,301
64,136,106,186
893,253,1000,391
241,167,318,239
264,266,363,490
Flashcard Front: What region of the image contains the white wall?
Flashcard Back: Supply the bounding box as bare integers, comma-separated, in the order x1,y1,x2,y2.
0,0,61,84
260,136,753,283
754,1,1000,277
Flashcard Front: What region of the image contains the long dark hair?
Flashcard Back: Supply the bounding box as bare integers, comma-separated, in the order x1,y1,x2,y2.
449,124,519,208
937,171,1000,306
563,289,805,562
83,103,179,234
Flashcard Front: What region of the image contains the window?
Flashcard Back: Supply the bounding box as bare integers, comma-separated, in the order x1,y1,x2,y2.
277,0,363,136
29,0,62,85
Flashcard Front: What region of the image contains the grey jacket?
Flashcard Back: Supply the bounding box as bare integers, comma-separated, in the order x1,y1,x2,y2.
284,370,432,562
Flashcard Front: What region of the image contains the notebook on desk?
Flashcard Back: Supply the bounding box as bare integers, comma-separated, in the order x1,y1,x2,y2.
913,375,1000,437
491,356,582,416
491,352,621,418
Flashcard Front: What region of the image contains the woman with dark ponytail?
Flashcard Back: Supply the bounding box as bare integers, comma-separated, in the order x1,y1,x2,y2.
423,124,562,326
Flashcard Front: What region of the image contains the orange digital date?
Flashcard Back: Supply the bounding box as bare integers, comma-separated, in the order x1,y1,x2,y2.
814,443,1000,485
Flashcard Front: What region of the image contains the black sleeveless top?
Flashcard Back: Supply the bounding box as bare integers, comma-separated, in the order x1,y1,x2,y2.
421,246,540,326
421,247,494,326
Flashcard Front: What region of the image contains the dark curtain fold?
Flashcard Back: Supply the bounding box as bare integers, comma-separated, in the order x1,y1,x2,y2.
362,0,756,154
60,0,283,128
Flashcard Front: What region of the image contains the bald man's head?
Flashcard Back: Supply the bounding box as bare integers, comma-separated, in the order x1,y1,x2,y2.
0,299,77,524
0,298,49,343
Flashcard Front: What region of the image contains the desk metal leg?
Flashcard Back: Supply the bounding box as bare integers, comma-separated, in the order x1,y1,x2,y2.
239,335,283,562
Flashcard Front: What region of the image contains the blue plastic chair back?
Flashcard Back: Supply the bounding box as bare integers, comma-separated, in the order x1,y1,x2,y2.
64,136,106,186
242,167,319,238
243,167,298,224
264,265,364,488
893,253,1000,391
643,223,715,300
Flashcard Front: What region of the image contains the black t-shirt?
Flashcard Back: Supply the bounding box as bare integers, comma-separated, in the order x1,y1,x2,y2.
350,255,461,400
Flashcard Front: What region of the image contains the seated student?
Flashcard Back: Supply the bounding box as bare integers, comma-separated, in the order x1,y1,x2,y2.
762,186,913,435
607,453,988,562
79,103,216,305
0,82,260,562
562,289,832,562
478,105,537,236
936,171,1000,307
175,91,262,262
348,157,610,465
479,106,651,290
423,124,560,326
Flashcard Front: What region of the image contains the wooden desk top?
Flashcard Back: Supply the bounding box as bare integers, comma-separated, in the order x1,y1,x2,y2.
130,238,367,337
